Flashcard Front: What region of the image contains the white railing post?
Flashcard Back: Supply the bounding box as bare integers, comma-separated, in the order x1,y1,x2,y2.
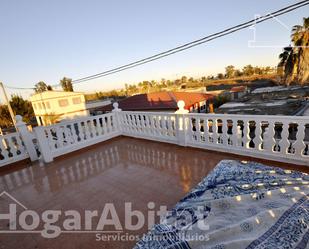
33,126,54,163
112,102,122,134
175,100,189,146
15,115,38,162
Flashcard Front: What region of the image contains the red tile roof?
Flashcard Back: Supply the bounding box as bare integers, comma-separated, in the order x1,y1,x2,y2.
101,91,213,111
230,86,247,93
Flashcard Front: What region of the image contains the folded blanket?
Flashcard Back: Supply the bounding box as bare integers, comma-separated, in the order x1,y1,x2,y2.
134,160,309,249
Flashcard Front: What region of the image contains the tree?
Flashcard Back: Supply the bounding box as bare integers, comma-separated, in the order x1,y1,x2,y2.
234,70,243,77
291,17,309,84
225,65,235,78
60,77,74,92
181,76,187,84
43,113,62,125
217,73,224,79
34,81,52,93
10,95,35,124
0,105,12,128
0,95,35,128
278,17,309,85
278,46,295,84
264,66,272,74
242,65,254,76
254,66,262,75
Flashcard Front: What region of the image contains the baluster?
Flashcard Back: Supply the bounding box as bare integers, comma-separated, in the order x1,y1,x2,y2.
188,117,193,142
207,119,213,143
196,117,201,142
221,118,228,146
135,114,140,133
84,121,91,140
15,135,26,154
96,118,103,135
88,119,94,137
265,121,276,153
160,116,165,136
121,114,126,132
130,114,136,133
294,121,306,156
253,121,263,151
167,116,173,137
101,117,107,134
127,114,132,133
77,122,85,141
110,115,116,132
157,116,162,136
278,122,290,155
203,117,209,143
92,118,99,137
131,115,136,133
150,115,156,136
141,115,146,134
45,128,55,150
165,116,170,136
131,114,136,133
0,138,9,159
213,119,218,144
231,119,238,146
70,123,79,143
6,137,18,157
145,115,151,135
55,126,64,148
243,119,250,149
107,115,112,133
156,116,161,136
167,116,172,136
63,125,72,145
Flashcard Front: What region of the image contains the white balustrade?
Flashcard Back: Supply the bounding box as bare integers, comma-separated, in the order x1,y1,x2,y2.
119,111,178,144
0,115,38,167
34,113,120,162
183,113,309,166
1,102,308,166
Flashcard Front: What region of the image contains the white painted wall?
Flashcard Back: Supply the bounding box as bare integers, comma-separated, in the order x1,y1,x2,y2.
30,91,89,125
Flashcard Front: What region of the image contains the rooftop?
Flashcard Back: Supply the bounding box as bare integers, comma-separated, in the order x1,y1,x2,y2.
101,91,213,112
0,136,307,249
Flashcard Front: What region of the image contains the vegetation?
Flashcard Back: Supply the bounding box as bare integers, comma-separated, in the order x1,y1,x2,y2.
34,77,74,93
60,77,74,92
34,81,53,93
213,95,231,109
0,95,35,128
83,65,275,100
278,17,309,85
42,113,62,125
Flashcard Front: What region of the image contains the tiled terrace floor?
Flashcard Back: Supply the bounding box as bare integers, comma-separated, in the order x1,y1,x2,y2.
0,136,308,249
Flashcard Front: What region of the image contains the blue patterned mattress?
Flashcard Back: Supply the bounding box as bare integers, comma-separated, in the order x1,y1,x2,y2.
134,160,309,249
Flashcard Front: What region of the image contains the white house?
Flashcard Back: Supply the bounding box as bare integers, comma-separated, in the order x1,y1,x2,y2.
30,91,111,126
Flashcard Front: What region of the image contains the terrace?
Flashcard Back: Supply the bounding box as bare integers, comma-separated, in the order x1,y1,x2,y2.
0,101,308,248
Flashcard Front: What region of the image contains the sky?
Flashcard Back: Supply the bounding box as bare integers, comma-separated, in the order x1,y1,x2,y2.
0,0,308,98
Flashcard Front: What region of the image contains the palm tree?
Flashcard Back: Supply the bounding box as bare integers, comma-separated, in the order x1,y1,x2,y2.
278,17,309,85
291,17,309,84
278,46,296,84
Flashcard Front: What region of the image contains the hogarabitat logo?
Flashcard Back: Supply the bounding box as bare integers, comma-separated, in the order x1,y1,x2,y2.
0,191,209,239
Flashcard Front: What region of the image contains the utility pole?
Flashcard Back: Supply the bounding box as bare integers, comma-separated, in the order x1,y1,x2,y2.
0,82,16,127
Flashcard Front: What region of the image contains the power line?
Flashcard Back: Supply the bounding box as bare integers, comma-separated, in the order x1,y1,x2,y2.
68,0,309,84
4,0,309,90
4,86,35,90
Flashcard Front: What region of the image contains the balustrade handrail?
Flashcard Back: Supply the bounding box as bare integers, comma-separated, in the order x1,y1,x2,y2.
1,103,308,167
186,112,309,121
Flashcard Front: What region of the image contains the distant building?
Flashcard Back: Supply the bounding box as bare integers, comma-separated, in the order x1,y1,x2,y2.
30,91,111,126
229,86,248,100
100,91,214,113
